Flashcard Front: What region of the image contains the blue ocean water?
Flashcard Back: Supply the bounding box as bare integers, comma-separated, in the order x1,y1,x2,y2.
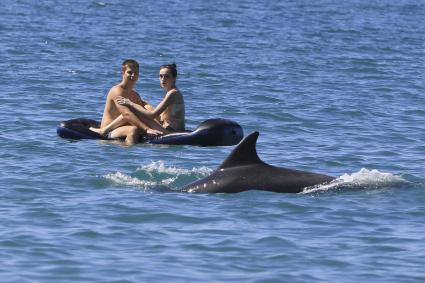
1,0,425,282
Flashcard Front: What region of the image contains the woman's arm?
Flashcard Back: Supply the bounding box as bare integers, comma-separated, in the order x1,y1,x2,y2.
116,90,176,119
116,97,156,119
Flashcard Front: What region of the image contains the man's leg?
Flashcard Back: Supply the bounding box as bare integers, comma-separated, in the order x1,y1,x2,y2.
109,125,140,145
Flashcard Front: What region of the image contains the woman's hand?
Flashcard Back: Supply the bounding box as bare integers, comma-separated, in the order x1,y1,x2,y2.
146,128,163,136
116,96,132,107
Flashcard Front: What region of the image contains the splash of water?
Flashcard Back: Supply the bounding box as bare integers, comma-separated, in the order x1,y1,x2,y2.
103,161,211,189
136,160,211,176
302,168,409,194
104,172,160,187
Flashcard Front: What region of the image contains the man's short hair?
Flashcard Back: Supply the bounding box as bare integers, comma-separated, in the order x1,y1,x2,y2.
122,59,139,71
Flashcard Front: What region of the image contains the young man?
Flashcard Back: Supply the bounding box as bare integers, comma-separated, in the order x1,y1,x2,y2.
90,59,163,145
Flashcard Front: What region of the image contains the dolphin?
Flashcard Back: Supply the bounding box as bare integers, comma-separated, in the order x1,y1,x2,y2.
180,132,335,193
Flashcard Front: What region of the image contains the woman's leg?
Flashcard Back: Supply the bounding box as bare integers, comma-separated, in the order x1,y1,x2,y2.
135,114,170,134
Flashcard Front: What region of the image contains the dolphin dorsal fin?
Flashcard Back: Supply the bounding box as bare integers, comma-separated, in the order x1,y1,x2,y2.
218,131,264,169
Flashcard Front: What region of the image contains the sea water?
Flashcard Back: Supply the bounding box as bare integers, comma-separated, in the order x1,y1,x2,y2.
1,0,424,282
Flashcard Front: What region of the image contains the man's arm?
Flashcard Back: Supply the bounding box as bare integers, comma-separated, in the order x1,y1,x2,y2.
110,89,151,132
118,104,151,132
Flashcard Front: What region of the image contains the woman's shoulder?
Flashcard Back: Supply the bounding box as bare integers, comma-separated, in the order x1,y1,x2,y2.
166,89,183,101
166,88,181,96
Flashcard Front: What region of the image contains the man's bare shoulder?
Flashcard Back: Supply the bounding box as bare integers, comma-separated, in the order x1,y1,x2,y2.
107,84,125,99
130,88,141,96
129,89,143,102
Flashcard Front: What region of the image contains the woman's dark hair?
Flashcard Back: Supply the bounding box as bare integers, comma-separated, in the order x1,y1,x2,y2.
160,63,177,78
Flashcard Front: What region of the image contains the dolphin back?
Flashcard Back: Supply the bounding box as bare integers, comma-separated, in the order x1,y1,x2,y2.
218,131,264,169
181,132,335,194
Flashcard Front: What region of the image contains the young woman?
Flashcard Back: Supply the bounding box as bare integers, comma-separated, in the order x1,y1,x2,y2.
92,63,185,137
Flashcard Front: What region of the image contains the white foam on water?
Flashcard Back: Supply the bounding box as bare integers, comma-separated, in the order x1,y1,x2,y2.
104,172,158,187
136,160,212,176
337,168,407,185
103,161,212,188
302,168,409,194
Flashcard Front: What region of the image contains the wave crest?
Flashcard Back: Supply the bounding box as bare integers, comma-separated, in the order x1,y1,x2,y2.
136,160,211,176
302,168,409,194
103,161,212,189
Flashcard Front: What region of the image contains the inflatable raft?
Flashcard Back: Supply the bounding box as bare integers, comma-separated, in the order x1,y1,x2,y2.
57,118,244,146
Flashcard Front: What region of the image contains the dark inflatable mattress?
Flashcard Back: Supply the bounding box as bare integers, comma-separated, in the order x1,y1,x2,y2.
57,118,244,146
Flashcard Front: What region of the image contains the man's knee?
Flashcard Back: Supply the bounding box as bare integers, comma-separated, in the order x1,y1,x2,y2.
127,126,139,137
